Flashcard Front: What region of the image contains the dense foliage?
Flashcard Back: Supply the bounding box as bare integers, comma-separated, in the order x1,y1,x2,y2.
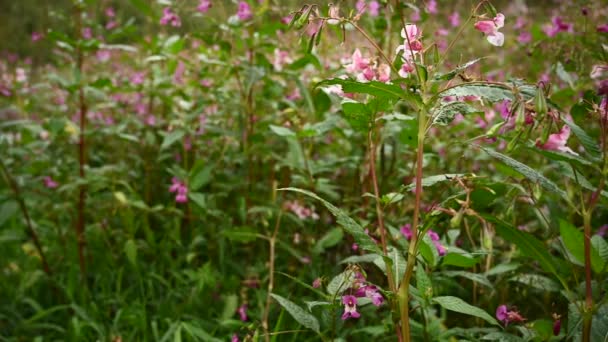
1,1,607,341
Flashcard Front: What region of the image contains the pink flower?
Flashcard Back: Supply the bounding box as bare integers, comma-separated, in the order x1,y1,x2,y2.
344,49,370,73
312,278,322,288
474,13,505,46
496,305,508,322
231,334,240,342
173,61,185,84
130,72,146,85
553,318,561,336
537,125,578,155
518,31,531,44
597,224,608,237
105,7,115,18
426,0,437,14
368,1,380,16
237,1,252,21
105,21,118,30
237,304,248,321
410,10,420,22
448,11,460,27
598,24,608,33
341,295,360,320
543,16,573,37
43,176,59,189
160,8,181,27
197,0,212,13
82,27,93,39
273,49,292,71
31,32,43,42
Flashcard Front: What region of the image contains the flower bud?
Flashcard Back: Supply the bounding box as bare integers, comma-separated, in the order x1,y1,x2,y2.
534,86,548,119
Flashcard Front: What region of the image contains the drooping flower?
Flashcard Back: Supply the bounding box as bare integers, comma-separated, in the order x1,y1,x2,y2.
341,295,360,320
543,16,573,37
356,285,384,306
169,177,188,203
237,1,252,21
553,317,561,336
312,278,322,288
160,7,181,27
496,305,526,325
197,0,212,13
474,13,505,46
237,304,248,321
537,125,578,155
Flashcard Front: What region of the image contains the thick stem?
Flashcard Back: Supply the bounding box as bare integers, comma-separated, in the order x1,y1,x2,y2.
74,4,87,278
0,162,52,276
398,108,427,342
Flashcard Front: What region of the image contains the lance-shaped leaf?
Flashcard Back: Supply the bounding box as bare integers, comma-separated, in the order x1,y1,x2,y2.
433,296,499,326
270,294,320,333
316,78,404,100
431,101,483,126
477,146,568,201
434,58,482,81
341,99,372,132
559,219,605,274
279,187,381,254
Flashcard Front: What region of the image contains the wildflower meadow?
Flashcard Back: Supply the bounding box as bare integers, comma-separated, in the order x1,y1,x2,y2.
1,0,607,341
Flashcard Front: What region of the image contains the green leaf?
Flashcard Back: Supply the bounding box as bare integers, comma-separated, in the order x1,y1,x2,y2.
181,322,222,342
124,239,137,266
563,119,601,159
279,188,381,254
160,130,184,151
189,164,214,191
559,219,605,274
478,146,568,200
433,296,499,326
0,201,18,226
434,58,482,81
316,79,405,101
431,101,482,126
326,269,356,296
440,83,517,103
442,271,493,288
404,174,466,192
441,253,480,268
221,227,259,243
528,145,595,170
416,266,433,299
341,99,372,132
312,227,343,254
269,125,296,137
509,274,561,292
555,62,575,88
188,193,206,209
591,235,608,262
270,294,320,333
483,215,564,285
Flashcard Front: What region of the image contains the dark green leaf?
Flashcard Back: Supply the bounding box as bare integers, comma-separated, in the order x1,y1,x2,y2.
433,296,499,326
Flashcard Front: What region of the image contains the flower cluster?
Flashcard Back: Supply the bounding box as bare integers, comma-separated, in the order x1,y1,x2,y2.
401,224,447,256
343,49,390,83
496,305,526,325
160,8,181,27
474,13,505,46
340,272,384,320
237,1,252,21
284,201,319,220
169,178,188,203
395,24,423,77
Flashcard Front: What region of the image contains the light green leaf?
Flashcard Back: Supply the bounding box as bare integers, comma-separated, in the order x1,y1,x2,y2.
160,130,184,151
269,125,296,137
433,296,499,326
326,269,356,296
341,99,372,132
279,188,381,254
188,193,206,209
270,294,320,333
431,102,482,126
563,119,601,159
440,83,517,103
441,253,480,268
124,239,137,266
313,227,343,254
316,79,404,101
442,271,493,288
404,173,466,192
434,58,482,81
0,201,18,226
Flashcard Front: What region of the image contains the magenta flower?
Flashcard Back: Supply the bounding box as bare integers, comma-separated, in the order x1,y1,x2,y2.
341,295,360,320
237,1,252,21
597,224,608,237
231,334,240,342
537,125,578,155
598,24,608,33
368,1,380,17
31,32,43,42
105,7,115,18
496,305,526,325
197,0,212,13
474,13,505,46
517,31,532,44
400,224,413,240
169,177,188,203
160,8,181,27
356,285,384,306
82,27,93,39
43,176,59,189
312,278,322,288
553,318,561,336
237,304,248,321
